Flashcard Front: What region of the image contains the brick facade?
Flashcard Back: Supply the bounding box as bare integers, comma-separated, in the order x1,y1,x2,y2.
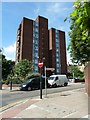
84,62,90,96
16,16,67,75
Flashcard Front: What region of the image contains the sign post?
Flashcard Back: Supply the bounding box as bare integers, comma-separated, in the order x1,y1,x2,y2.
45,66,47,98
38,61,43,99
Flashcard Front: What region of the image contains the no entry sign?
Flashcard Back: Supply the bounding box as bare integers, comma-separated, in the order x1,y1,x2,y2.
38,62,43,68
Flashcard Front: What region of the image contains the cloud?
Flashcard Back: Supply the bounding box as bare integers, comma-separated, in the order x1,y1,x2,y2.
47,3,61,13
3,42,16,61
46,3,71,15
4,42,16,53
44,3,72,29
34,8,40,15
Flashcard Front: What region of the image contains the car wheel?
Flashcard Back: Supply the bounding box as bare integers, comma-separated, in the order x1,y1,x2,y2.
28,87,32,91
64,83,68,86
38,87,40,90
53,83,57,88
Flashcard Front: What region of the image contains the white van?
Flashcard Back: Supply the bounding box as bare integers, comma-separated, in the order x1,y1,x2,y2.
48,75,68,87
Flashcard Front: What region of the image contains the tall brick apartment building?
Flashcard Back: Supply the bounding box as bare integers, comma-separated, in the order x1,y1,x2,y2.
16,16,67,75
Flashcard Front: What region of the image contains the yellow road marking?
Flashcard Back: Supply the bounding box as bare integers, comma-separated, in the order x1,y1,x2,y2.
0,99,29,112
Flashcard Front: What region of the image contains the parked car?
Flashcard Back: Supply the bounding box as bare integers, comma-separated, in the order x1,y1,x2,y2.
48,75,68,87
20,77,49,91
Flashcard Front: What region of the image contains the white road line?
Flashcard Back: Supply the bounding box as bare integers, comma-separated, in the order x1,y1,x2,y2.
26,104,37,110
82,114,90,119
0,99,29,114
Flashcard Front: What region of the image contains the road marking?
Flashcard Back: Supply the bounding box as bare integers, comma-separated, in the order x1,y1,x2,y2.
82,114,90,119
26,104,37,110
0,99,29,113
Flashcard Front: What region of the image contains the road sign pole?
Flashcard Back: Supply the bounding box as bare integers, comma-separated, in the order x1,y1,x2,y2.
40,67,42,99
45,66,47,98
38,61,43,99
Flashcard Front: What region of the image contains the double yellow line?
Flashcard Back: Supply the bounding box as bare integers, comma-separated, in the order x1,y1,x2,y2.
0,99,28,112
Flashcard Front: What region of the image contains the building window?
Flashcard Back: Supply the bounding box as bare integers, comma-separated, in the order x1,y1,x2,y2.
33,21,39,73
35,59,38,64
35,28,38,33
56,43,59,48
56,69,59,73
56,29,59,33
56,49,59,52
56,53,59,57
35,52,38,57
35,40,38,44
56,38,59,43
34,66,38,73
57,64,59,67
56,34,58,38
56,58,59,62
35,23,39,27
35,34,38,39
35,46,38,49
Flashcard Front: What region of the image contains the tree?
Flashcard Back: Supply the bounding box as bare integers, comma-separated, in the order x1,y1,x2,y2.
2,54,15,80
14,59,33,80
0,49,2,89
68,64,84,79
65,0,90,65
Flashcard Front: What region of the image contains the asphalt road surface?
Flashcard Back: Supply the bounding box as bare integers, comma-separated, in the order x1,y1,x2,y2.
1,83,85,108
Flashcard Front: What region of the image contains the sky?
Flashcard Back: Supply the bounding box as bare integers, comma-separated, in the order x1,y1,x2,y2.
2,2,74,64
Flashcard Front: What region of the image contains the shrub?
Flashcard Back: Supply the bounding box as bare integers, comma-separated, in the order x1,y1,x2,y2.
26,73,40,80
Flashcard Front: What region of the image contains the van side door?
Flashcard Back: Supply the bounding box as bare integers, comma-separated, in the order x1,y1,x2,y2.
55,76,59,86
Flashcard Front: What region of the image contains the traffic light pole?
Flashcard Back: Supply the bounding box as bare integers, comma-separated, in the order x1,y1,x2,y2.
40,68,42,99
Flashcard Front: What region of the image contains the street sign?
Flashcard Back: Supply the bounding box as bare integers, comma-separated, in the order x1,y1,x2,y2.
46,68,55,71
38,62,43,68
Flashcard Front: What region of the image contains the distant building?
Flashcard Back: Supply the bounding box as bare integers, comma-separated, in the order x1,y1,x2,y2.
16,16,67,75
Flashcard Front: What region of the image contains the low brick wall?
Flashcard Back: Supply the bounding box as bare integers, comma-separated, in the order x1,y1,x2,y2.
3,84,20,87
84,62,90,96
74,79,85,83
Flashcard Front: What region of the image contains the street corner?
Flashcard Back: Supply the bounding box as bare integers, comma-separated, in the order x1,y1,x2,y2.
0,98,40,119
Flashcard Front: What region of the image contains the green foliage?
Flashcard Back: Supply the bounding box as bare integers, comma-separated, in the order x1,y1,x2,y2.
14,59,33,80
7,73,22,84
68,65,84,79
26,73,40,80
72,66,84,79
2,54,15,80
65,1,90,64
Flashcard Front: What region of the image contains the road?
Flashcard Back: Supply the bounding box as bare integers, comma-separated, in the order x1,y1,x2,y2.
1,83,85,108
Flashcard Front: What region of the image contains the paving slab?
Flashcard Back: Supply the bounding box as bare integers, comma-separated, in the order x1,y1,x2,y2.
15,88,88,118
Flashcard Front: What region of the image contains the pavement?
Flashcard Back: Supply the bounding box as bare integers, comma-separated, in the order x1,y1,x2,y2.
0,83,90,119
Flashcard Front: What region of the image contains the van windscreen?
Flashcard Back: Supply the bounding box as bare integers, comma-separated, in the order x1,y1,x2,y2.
48,77,54,80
